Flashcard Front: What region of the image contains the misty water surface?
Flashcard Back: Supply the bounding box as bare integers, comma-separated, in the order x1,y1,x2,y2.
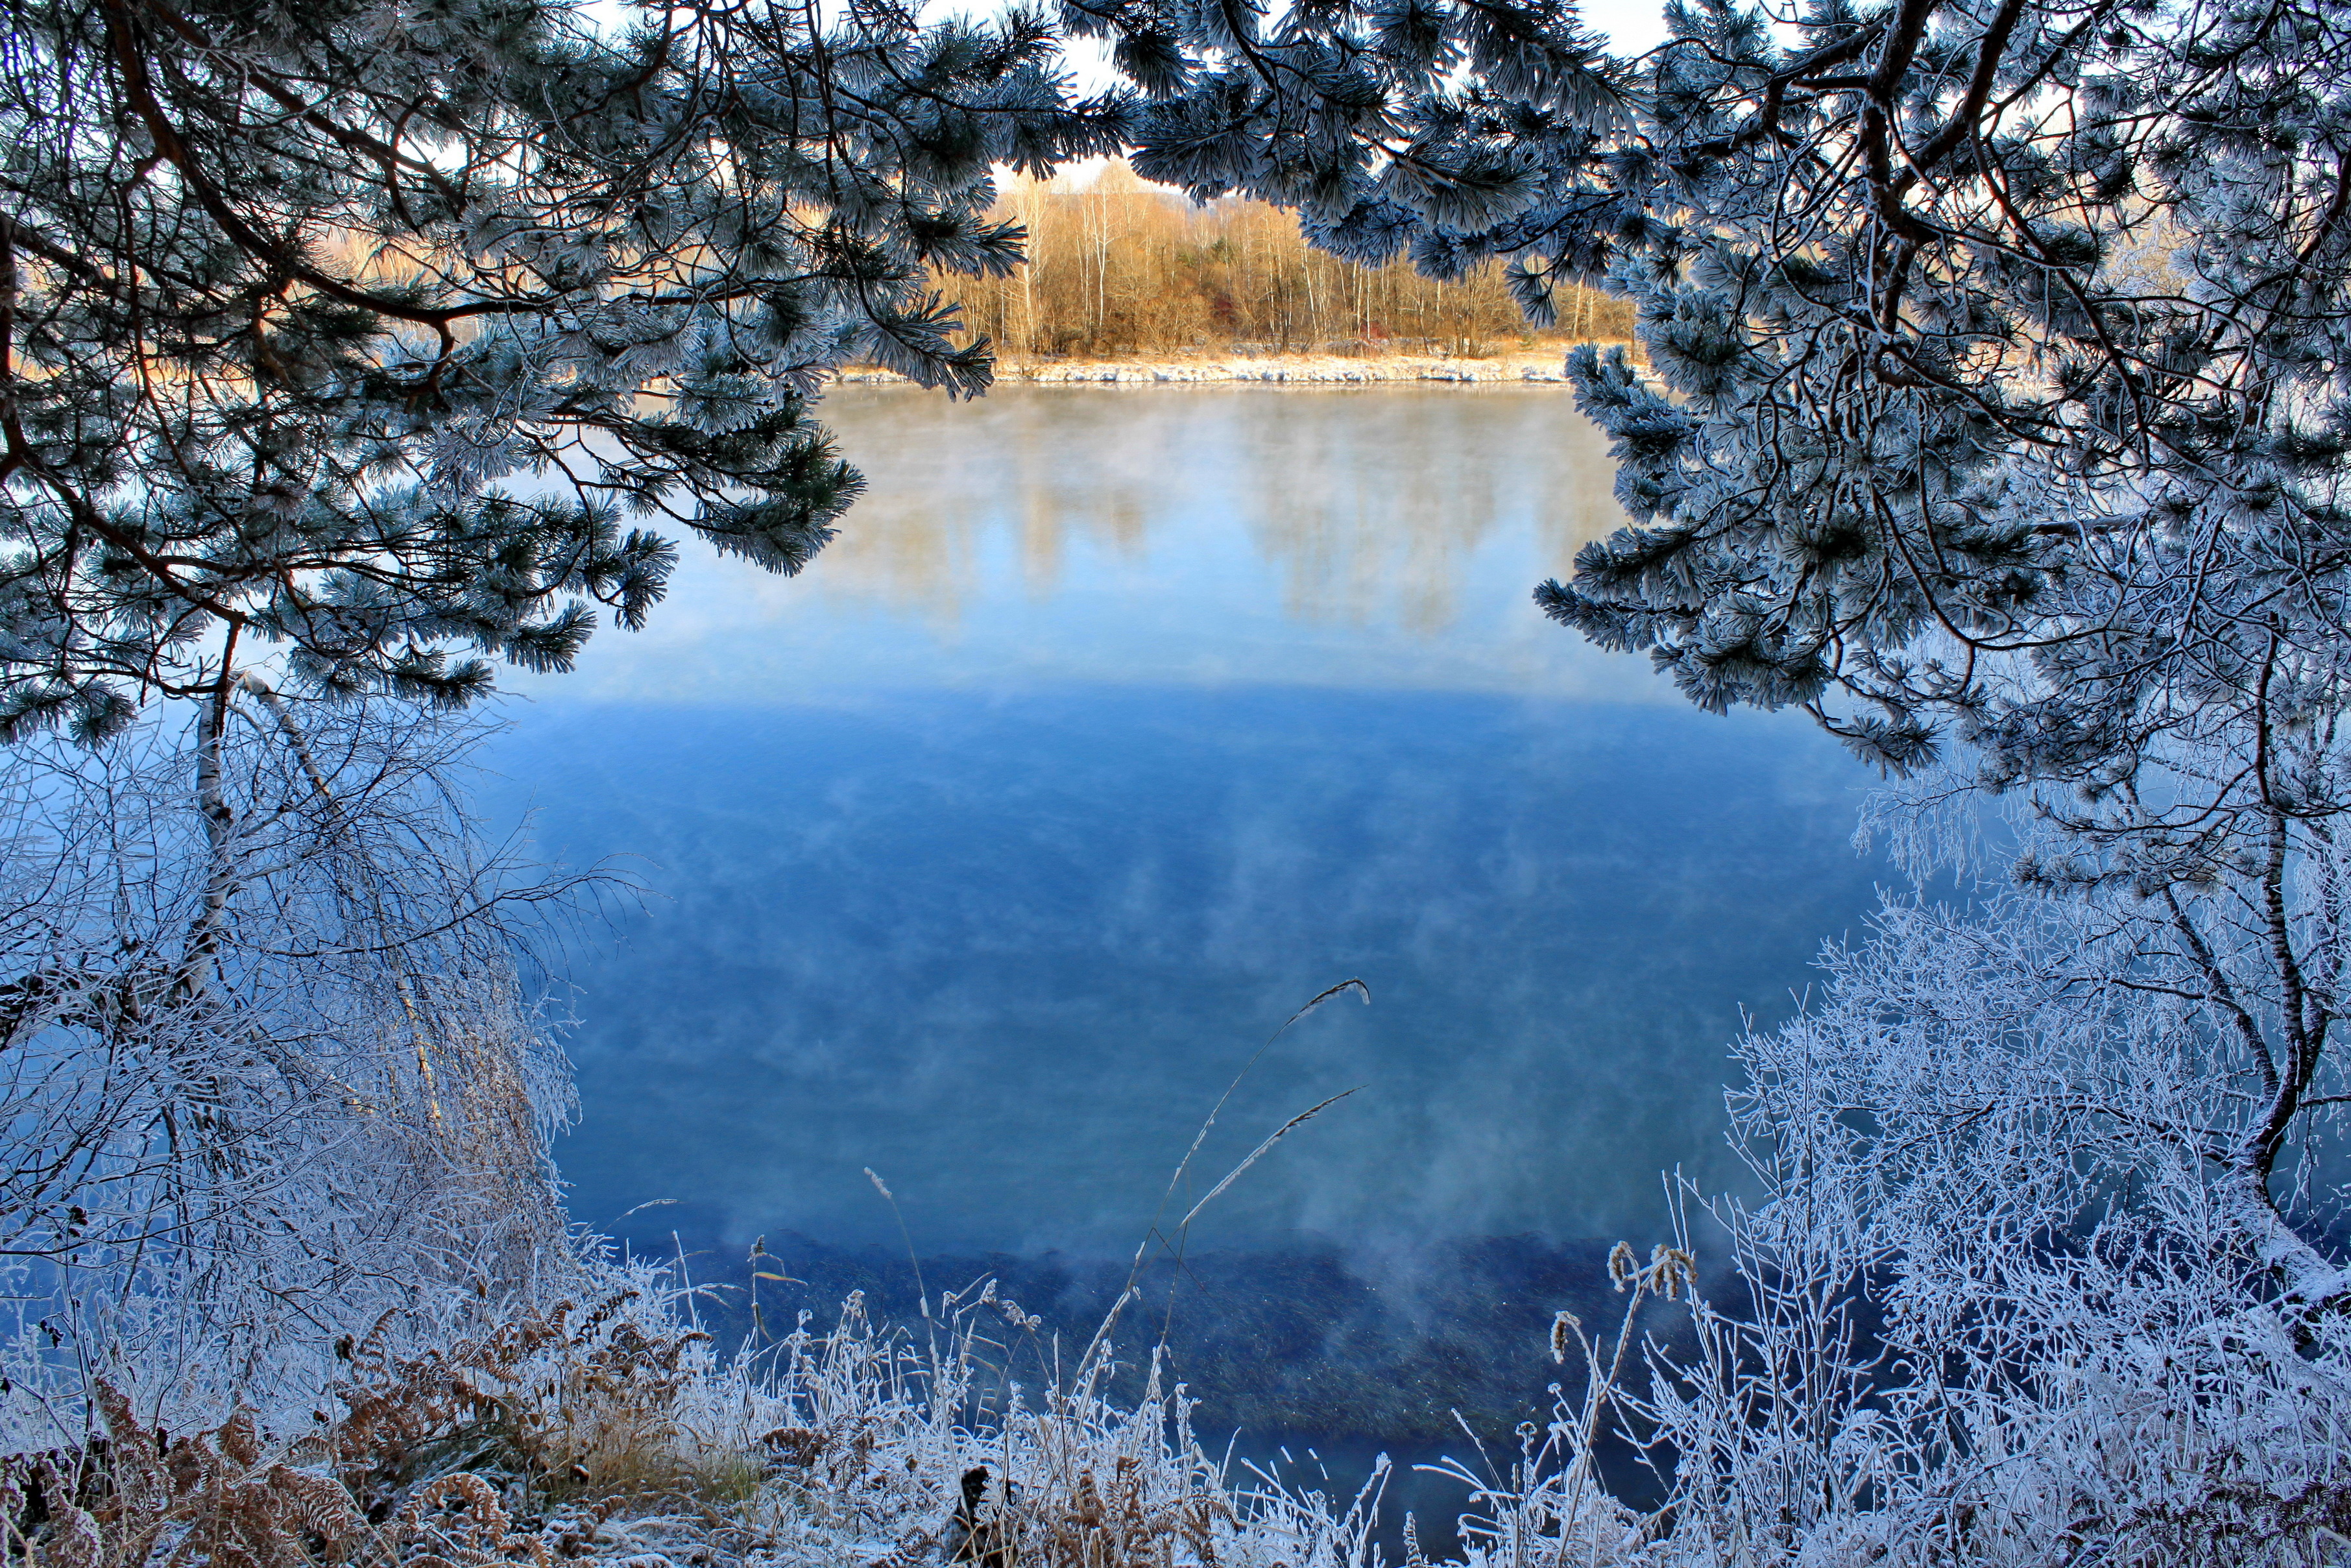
483,385,1882,1267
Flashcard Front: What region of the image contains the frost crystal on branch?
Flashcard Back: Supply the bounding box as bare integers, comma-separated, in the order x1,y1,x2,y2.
0,0,1128,724
1525,0,2351,790
0,696,588,1421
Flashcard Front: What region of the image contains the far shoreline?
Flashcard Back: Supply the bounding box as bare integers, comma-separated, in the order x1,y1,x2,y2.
836,343,1639,389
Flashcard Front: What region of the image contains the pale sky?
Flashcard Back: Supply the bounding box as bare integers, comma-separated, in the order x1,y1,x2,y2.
1576,0,1672,54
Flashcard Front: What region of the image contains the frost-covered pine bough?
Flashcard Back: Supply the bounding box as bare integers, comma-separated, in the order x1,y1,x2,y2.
1521,0,2351,1558
0,686,588,1436
0,0,1125,731
1067,0,2351,1556
1534,0,2351,787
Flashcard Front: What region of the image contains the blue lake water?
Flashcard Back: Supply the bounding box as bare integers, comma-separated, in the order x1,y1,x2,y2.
478,385,1882,1467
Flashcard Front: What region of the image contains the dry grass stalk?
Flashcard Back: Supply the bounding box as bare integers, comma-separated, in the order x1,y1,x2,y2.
3,1253,1675,1568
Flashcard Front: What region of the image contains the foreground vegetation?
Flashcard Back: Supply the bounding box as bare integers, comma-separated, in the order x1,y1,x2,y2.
2,1253,1660,1568
10,0,2351,1559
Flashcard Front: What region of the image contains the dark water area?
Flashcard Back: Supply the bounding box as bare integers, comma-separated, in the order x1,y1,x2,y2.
498,688,1875,1254
477,385,1885,1536
655,1229,1683,1447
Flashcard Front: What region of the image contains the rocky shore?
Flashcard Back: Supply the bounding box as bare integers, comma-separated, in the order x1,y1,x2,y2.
836,348,1605,387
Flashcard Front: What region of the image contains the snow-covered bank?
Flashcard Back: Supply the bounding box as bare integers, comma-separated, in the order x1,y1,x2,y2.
835,349,1616,386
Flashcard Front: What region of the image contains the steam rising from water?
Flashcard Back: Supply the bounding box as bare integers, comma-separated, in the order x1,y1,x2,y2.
485,386,1879,1258
525,387,1652,703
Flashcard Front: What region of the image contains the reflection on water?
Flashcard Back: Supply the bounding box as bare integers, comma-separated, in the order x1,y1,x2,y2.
490,385,1878,1256
494,690,1870,1255
485,383,1881,1511
533,387,1659,701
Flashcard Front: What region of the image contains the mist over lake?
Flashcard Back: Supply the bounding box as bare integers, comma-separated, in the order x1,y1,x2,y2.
475,386,1882,1491
29,4,2339,1554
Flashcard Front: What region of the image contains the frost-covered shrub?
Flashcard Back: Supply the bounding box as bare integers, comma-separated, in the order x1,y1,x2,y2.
1626,878,2351,1567
736,1282,1396,1568
0,688,586,1434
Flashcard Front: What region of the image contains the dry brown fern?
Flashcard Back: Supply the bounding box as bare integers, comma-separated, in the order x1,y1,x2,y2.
1035,1456,1230,1568
14,1384,362,1568
9,1297,716,1568
326,1303,570,1514
389,1472,553,1568
327,1292,708,1512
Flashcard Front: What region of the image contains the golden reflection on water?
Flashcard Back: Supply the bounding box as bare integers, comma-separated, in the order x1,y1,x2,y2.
814,385,1628,634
